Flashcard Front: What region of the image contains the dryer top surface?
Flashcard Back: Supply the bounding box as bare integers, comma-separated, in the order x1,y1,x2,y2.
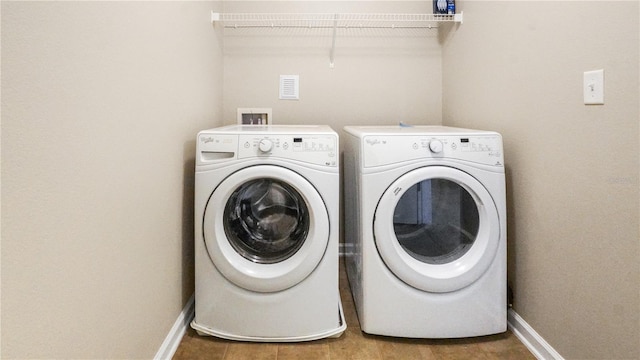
344,125,500,138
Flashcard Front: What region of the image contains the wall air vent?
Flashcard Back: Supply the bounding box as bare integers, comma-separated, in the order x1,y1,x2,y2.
279,75,300,100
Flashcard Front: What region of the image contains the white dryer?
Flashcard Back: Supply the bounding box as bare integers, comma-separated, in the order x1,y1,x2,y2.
191,125,345,342
343,125,506,338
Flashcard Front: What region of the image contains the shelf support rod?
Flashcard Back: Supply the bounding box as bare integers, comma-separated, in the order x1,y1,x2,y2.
329,13,338,68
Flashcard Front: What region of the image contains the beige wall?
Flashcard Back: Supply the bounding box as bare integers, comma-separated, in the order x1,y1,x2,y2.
1,1,223,358
221,1,444,139
442,1,639,359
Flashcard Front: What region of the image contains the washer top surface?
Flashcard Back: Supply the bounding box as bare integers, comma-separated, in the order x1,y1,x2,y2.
202,124,336,135
344,125,499,137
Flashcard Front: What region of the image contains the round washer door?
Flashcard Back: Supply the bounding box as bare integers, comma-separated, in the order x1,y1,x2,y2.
203,165,329,293
374,166,500,293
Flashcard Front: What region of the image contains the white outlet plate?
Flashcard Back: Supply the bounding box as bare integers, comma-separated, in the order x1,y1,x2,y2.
583,69,604,105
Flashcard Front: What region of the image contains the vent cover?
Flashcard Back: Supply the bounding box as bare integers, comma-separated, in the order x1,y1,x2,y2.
279,75,300,100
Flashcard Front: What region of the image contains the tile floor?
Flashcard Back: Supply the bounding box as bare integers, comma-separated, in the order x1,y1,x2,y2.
173,261,535,359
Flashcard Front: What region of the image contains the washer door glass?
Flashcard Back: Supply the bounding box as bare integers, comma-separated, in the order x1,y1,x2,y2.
203,165,330,293
394,179,479,265
374,166,500,293
224,179,309,264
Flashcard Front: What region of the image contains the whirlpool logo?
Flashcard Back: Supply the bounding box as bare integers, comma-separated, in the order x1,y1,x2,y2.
201,136,214,144
365,138,386,146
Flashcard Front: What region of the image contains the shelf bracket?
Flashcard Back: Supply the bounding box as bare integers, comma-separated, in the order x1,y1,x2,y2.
329,13,338,68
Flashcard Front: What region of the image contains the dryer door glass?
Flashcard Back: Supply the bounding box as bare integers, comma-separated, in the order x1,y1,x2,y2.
223,178,310,264
393,179,479,265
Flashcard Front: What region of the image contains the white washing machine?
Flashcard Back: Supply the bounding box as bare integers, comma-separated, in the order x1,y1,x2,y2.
343,125,506,338
191,125,345,342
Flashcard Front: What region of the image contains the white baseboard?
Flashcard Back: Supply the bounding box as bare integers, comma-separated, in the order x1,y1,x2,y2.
507,309,564,360
154,294,195,360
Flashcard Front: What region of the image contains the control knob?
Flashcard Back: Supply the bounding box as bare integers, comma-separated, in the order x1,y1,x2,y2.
429,139,444,153
259,139,273,153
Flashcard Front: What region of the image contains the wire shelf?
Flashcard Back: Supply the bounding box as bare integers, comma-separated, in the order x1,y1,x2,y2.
211,11,463,68
211,12,463,29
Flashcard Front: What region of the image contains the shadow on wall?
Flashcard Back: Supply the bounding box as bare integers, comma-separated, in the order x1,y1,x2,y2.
182,139,197,304
436,21,461,45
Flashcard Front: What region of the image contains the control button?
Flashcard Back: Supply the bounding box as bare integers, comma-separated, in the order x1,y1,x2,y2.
283,142,289,150
429,140,444,153
451,143,457,150
244,142,250,148
259,139,273,153
412,143,419,150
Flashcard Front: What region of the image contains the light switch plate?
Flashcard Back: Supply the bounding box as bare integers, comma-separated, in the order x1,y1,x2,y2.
583,69,604,105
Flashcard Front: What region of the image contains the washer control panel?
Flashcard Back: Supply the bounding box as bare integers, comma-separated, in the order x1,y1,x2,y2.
197,132,337,167
239,135,337,166
363,134,503,168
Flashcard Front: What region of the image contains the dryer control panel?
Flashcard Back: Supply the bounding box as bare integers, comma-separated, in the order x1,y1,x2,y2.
362,134,503,168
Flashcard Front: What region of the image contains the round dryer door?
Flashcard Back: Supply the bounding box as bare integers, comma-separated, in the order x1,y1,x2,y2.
203,165,329,293
374,166,500,293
